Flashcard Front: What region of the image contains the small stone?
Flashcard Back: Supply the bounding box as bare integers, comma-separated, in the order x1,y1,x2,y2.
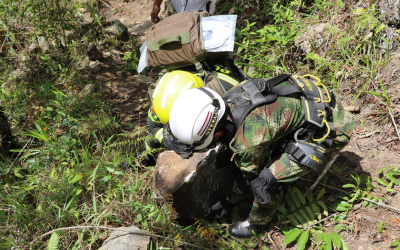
88,60,102,73
80,56,90,68
99,226,150,250
79,84,94,96
109,46,124,57
335,71,343,80
105,19,129,41
19,54,29,62
128,20,154,34
103,52,111,58
135,74,154,87
38,37,50,52
81,13,94,24
103,72,116,79
87,43,103,61
95,75,108,81
29,42,38,52
77,7,87,13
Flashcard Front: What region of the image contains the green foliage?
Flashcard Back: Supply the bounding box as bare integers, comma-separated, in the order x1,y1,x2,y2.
122,36,140,73
235,1,301,78
47,232,59,250
279,186,347,250
376,165,400,192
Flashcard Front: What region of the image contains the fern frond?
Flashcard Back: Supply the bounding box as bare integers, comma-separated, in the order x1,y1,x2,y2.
47,232,59,250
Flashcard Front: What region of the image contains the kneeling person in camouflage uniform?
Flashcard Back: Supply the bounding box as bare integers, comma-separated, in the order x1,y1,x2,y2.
162,74,355,238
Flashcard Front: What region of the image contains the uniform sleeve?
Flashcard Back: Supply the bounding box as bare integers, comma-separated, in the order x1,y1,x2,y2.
147,107,164,137
229,83,305,180
146,107,164,149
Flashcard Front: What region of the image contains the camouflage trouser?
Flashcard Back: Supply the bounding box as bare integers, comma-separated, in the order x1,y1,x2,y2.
231,93,356,225
164,0,176,18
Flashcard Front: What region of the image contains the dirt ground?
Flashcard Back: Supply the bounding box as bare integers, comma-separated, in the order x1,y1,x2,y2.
95,1,400,249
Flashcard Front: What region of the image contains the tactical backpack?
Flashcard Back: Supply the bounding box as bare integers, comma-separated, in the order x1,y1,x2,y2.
223,74,337,172
146,11,227,70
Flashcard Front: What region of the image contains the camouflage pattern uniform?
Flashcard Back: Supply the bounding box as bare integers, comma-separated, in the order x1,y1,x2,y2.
228,79,355,225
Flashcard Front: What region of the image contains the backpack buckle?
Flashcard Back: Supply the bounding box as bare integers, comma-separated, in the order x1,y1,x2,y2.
262,84,273,94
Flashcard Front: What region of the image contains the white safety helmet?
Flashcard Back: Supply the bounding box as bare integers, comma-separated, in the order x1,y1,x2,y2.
168,87,226,150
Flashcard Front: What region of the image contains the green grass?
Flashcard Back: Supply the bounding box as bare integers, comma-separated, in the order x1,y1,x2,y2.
0,0,397,248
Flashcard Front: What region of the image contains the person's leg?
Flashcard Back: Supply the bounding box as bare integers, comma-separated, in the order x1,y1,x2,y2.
164,0,176,18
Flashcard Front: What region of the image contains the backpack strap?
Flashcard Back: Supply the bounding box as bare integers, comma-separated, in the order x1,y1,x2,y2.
223,75,304,128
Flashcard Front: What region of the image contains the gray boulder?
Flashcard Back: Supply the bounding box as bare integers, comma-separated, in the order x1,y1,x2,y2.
378,0,400,25
99,226,150,250
153,143,239,219
105,20,129,41
128,20,154,34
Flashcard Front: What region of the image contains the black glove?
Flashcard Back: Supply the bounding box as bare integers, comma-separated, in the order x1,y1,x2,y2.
133,144,156,166
210,196,235,219
250,168,277,205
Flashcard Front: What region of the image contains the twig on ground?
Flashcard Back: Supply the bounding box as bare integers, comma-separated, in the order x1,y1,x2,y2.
310,154,340,191
390,148,400,158
307,213,339,229
361,198,400,213
301,178,400,213
6,138,33,175
24,225,205,249
267,231,280,250
357,131,377,139
388,107,400,142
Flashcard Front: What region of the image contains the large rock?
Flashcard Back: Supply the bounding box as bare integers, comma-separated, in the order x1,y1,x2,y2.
99,226,150,250
153,143,239,219
378,0,400,25
105,19,129,41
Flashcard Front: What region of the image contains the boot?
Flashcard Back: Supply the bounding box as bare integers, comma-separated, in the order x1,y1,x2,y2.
228,218,268,238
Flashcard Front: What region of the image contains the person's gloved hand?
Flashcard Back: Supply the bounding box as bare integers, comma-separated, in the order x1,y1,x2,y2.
210,196,235,219
151,5,161,23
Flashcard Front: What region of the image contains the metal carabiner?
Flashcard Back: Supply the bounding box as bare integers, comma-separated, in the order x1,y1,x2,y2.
294,128,311,143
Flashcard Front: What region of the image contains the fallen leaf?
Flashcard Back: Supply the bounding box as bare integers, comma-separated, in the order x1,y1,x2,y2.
393,217,398,226
339,219,351,225
393,148,400,154
384,235,390,246
343,65,354,71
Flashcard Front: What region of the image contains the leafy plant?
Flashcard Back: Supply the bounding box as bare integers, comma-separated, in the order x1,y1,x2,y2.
47,232,59,250
278,186,348,249
376,165,400,192
122,36,140,73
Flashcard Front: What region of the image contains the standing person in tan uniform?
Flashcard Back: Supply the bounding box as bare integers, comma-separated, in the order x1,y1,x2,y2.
151,0,215,23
